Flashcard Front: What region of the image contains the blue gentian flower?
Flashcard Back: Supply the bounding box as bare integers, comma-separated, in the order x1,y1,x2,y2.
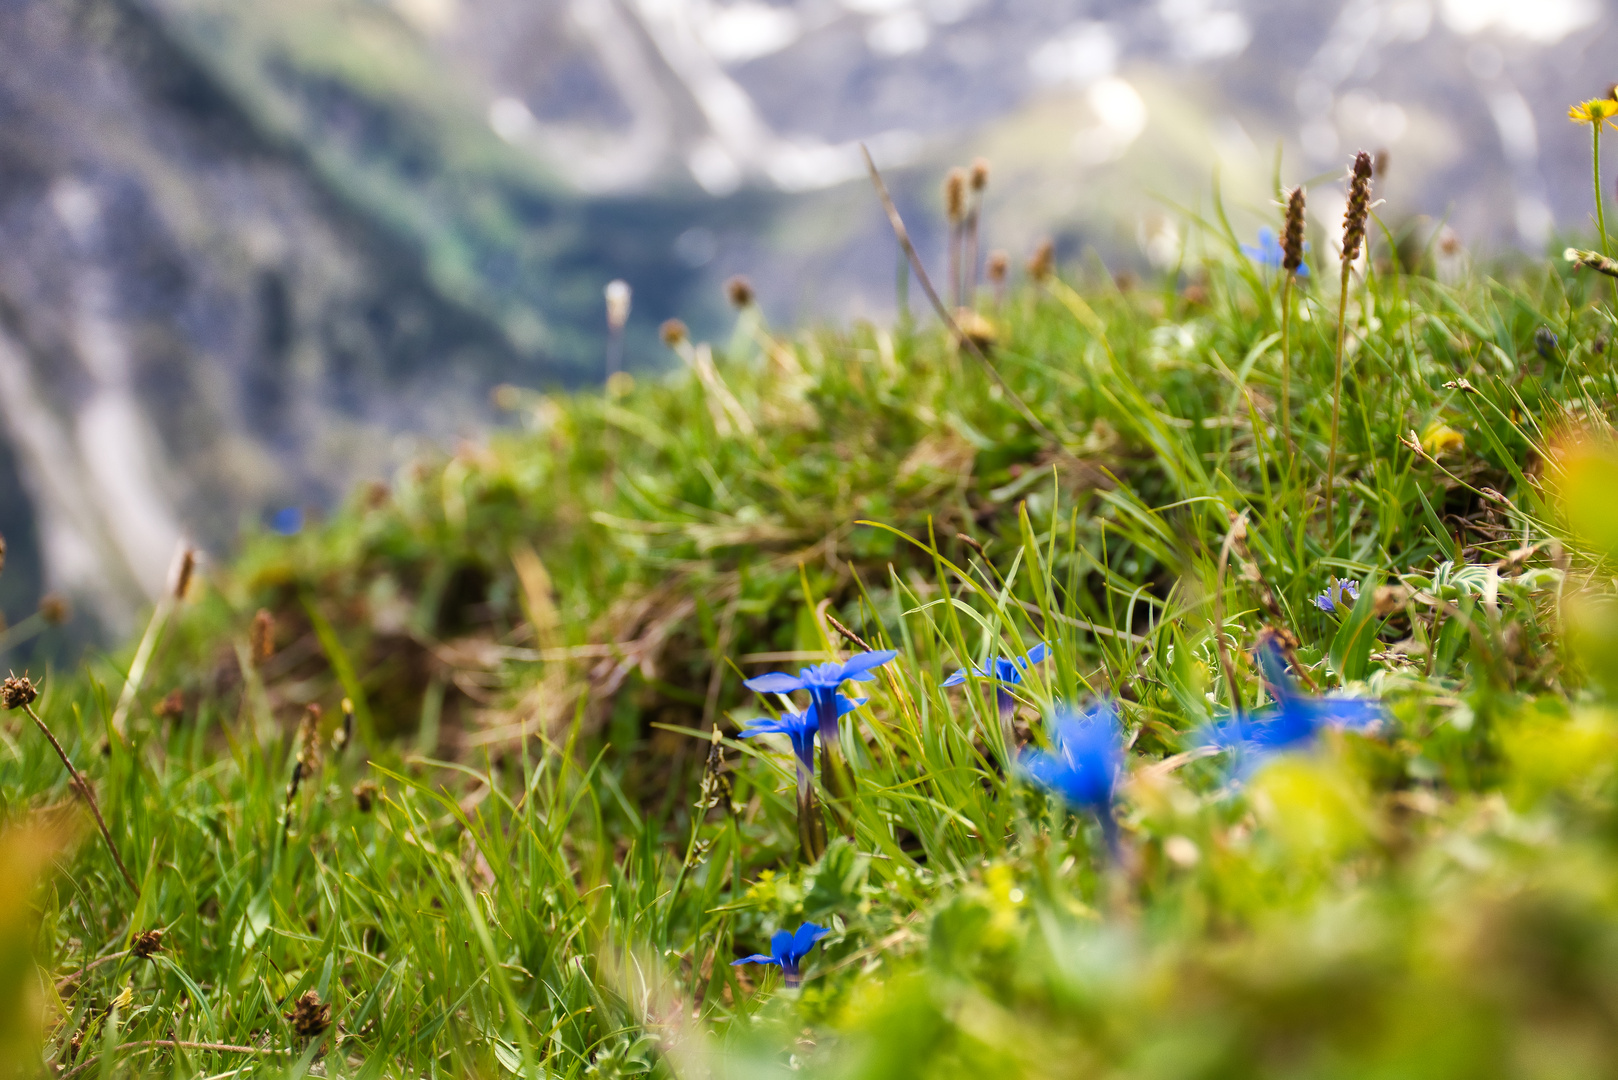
1020,701,1124,852
744,651,898,746
740,694,865,776
1241,227,1310,277
942,642,1049,714
1313,578,1359,613
731,922,830,989
1198,638,1384,764
270,507,304,535
1535,326,1558,359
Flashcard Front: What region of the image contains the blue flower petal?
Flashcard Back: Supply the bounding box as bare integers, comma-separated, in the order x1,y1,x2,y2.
941,668,971,687
1314,697,1384,731
738,718,793,736
731,954,778,966
743,672,806,694
838,650,899,680
1023,642,1051,666
768,929,797,967
1020,702,1122,814
791,922,830,957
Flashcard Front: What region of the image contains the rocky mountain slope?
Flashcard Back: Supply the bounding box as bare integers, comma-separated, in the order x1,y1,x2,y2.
0,0,538,634
0,0,1614,638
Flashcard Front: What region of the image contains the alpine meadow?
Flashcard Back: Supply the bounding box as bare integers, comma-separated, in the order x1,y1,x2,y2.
14,92,1618,1080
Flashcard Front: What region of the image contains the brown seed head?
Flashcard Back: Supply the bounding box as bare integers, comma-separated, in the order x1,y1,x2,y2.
0,533,7,578
986,250,1009,284
249,609,275,666
38,593,70,625
944,168,966,224
724,275,755,309
132,929,164,959
659,319,688,348
363,479,391,509
1282,186,1307,274
173,547,196,602
1027,238,1055,282
353,779,379,813
1,674,37,711
297,704,323,777
154,688,185,721
969,157,990,193
1341,151,1374,265
285,990,332,1039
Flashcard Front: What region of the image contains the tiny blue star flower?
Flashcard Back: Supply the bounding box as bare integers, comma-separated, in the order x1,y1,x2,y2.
739,694,865,775
1241,228,1310,277
1197,638,1384,765
731,922,830,989
1313,578,1360,613
744,650,898,744
1020,700,1124,852
270,507,304,535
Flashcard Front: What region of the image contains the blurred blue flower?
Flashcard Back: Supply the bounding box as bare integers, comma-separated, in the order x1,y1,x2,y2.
270,507,304,535
1313,578,1359,613
740,694,865,775
1198,638,1384,763
942,642,1049,713
731,922,830,989
1536,326,1559,359
1241,228,1309,277
744,650,897,744
1020,701,1124,852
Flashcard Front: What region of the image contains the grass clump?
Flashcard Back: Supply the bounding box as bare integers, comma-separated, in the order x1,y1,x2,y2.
8,155,1618,1078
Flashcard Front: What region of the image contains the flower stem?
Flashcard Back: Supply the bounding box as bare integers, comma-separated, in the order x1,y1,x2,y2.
26,703,139,896
1596,124,1610,258
1326,265,1351,541
817,741,857,841
796,769,827,864
1279,272,1294,455
815,692,857,840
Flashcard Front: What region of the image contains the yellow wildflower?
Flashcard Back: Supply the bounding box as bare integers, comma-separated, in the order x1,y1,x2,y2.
1421,420,1465,457
1569,98,1618,128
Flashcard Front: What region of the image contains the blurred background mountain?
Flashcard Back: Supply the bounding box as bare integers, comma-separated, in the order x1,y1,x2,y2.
0,0,1610,641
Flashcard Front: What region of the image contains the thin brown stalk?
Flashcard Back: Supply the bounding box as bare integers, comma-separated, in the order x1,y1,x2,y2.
1213,512,1248,714
861,145,1062,448
1279,273,1295,454
61,1040,283,1080
1328,153,1373,538
1279,186,1305,455
25,703,138,896
54,950,131,993
824,612,873,653
944,168,966,308
1327,266,1349,532
965,159,988,306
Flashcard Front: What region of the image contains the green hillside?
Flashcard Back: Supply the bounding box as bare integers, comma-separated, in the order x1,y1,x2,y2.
7,165,1618,1078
